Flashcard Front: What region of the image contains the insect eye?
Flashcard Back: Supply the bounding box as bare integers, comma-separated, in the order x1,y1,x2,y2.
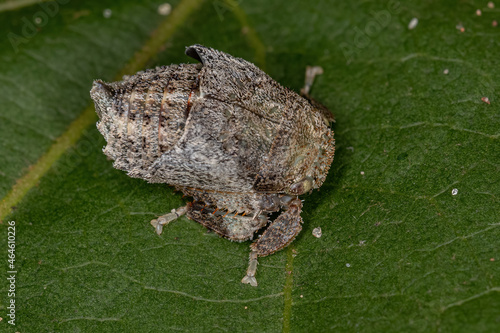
259,195,281,212
286,176,314,195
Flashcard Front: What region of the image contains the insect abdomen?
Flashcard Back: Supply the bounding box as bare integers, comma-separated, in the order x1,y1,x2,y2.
91,64,201,179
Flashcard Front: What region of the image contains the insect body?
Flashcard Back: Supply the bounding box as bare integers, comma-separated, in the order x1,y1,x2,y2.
90,45,334,286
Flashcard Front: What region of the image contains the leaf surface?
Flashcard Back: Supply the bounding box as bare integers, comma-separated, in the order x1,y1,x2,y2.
1,0,499,332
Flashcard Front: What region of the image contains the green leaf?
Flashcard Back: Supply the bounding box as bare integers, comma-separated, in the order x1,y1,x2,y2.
1,0,499,332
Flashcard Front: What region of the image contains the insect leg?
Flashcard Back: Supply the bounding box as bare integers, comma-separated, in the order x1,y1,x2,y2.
300,65,334,125
300,65,324,97
250,198,303,257
242,199,303,287
150,205,188,235
241,250,259,287
187,201,268,242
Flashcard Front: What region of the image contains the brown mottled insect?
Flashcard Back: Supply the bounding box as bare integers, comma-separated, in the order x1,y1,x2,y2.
90,45,334,286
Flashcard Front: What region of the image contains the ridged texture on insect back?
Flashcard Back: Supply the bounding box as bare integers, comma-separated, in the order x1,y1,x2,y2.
91,64,201,180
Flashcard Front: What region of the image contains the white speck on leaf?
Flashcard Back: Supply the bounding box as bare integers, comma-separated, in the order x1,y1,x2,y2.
346,263,351,267
452,188,458,196
360,171,365,175
158,3,172,16
476,9,482,16
312,227,322,238
408,18,418,30
103,9,112,18
488,1,495,9
443,69,449,75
